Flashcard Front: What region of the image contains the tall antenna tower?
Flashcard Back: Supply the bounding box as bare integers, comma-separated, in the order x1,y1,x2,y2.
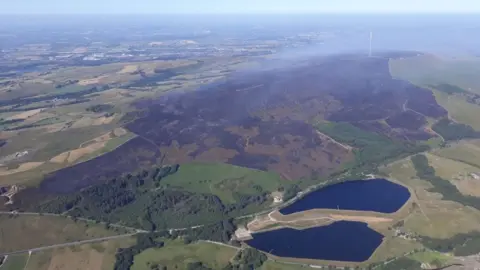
369,31,373,57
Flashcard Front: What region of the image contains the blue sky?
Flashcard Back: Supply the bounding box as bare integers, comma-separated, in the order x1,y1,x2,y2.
2,0,480,14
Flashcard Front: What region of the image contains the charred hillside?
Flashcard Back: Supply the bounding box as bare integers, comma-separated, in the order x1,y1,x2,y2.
39,53,447,193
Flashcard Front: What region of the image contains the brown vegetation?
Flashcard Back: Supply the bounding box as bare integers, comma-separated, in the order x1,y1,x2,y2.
0,162,44,176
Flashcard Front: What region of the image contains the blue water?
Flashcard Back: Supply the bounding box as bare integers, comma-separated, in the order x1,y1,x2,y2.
280,179,410,215
246,221,383,262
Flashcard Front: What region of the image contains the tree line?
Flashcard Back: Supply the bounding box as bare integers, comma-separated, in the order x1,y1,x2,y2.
432,118,480,141
33,164,271,231
411,154,480,255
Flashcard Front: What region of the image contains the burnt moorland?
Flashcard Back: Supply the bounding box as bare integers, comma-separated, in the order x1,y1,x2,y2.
33,53,447,195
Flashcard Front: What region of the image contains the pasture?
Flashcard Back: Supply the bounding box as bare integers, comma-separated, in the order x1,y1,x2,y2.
433,140,480,168
0,254,28,270
390,54,480,94
131,240,237,270
408,250,451,267
19,237,136,270
381,158,480,239
0,126,134,186
159,163,288,203
431,88,480,131
425,153,480,197
0,214,124,253
260,261,307,270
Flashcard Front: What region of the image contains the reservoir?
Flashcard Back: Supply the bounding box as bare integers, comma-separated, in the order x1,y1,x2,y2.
280,179,410,215
246,221,383,262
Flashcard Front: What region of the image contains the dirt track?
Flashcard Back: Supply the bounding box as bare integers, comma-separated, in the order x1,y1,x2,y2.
248,210,394,232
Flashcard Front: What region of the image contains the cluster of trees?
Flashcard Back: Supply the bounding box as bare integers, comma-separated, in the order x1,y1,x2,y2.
112,219,241,270
55,79,79,88
411,154,480,255
86,104,114,113
317,122,429,170
0,118,24,126
128,62,204,88
37,164,180,214
411,154,480,211
186,262,212,270
119,110,148,125
370,258,421,270
114,233,165,270
179,219,236,244
0,118,27,131
35,163,270,231
430,83,469,95
3,118,67,131
282,185,301,201
222,248,268,270
128,72,177,88
152,165,179,183
432,118,480,141
0,85,109,108
421,231,480,256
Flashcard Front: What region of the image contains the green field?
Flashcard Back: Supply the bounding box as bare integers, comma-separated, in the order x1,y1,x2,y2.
131,240,237,270
431,89,480,131
73,131,137,165
433,140,480,168
17,237,136,270
160,163,289,203
0,214,125,253
24,250,53,270
0,125,114,162
390,55,480,94
390,55,480,132
381,157,480,239
260,261,310,270
409,250,451,266
0,254,28,270
315,121,427,170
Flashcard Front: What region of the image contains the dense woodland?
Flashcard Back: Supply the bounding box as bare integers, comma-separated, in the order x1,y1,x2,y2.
30,164,271,230
430,83,469,95
432,118,480,141
114,233,165,270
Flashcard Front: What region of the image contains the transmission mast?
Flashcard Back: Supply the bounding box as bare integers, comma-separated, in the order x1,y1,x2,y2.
369,31,373,57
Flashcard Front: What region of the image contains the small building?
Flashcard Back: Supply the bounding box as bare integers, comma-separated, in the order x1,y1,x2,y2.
234,226,252,241
271,191,284,204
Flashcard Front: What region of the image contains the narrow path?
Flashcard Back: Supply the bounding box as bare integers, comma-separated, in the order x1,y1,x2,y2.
0,211,144,233
316,131,352,151
402,99,408,112
201,240,240,250
0,233,138,257
400,98,445,142
267,211,335,224
22,251,31,270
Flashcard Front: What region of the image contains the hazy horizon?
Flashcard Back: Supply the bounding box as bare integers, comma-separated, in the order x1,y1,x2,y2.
2,0,480,14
